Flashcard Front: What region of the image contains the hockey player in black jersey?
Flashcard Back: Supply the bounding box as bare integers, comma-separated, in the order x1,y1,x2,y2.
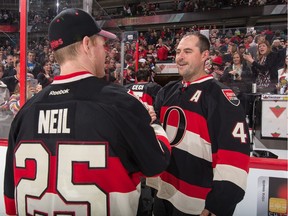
147,32,250,216
4,8,171,216
125,68,162,106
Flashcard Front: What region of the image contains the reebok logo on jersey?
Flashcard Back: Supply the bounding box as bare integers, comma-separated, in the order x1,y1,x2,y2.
49,89,70,96
222,89,240,106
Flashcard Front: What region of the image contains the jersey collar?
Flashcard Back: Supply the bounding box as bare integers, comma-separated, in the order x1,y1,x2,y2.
187,74,214,85
52,71,94,84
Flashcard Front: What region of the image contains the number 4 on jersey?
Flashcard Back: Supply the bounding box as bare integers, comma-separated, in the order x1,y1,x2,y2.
232,122,247,143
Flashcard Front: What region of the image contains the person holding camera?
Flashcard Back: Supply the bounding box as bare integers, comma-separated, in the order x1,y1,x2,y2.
220,51,252,94
37,60,54,88
243,40,278,92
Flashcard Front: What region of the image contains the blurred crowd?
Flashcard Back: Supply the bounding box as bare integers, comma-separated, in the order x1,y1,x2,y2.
0,0,287,130
96,0,287,19
0,9,17,25
0,24,287,100
0,0,286,28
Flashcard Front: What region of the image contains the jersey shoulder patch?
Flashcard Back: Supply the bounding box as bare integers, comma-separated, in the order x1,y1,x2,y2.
221,89,240,106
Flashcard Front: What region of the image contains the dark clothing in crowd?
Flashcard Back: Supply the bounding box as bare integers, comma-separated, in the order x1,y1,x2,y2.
2,66,16,79
1,75,18,95
251,51,278,90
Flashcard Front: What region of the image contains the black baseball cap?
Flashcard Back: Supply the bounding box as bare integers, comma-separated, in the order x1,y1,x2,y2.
48,8,117,51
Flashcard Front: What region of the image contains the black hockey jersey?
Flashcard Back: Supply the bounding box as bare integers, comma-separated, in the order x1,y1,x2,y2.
4,71,171,216
147,75,250,215
125,81,162,105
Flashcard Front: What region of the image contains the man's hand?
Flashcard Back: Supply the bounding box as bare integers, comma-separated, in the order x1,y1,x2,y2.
145,103,157,124
200,209,216,216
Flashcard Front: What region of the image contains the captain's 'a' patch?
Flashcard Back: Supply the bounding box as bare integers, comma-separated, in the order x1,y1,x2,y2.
222,89,240,106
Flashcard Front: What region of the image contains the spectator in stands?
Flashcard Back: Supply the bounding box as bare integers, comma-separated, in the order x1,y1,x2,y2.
211,55,224,80
0,79,9,106
230,29,242,45
220,51,252,94
123,4,133,16
176,0,186,11
247,34,266,61
156,38,170,61
0,63,4,79
277,38,287,68
112,61,121,84
244,33,254,49
123,54,133,69
48,53,60,76
12,52,20,67
1,60,35,95
222,42,238,67
147,55,156,70
0,64,10,105
139,58,152,71
1,49,8,62
262,27,274,43
271,39,283,53
126,68,161,106
276,55,288,94
218,36,231,53
105,58,117,82
6,78,40,116
271,30,283,42
160,26,168,40
146,31,158,46
238,43,246,56
2,54,15,78
27,50,42,78
108,47,120,62
124,42,134,56
271,38,286,68
136,2,145,16
1,60,20,95
38,45,50,65
165,27,174,40
148,3,157,15
137,44,148,59
0,50,4,65
243,40,278,92
124,65,136,85
146,44,157,60
37,60,53,88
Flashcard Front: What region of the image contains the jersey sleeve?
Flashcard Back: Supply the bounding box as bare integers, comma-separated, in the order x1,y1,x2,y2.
113,90,171,177
149,83,162,106
4,120,17,215
204,84,250,215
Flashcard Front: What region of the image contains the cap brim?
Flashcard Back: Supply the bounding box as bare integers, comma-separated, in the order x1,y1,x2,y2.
98,29,117,40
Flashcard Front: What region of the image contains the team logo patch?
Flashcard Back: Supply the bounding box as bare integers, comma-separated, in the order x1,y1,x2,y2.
222,89,240,106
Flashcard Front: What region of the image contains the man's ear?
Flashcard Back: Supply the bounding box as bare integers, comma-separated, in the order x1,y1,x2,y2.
82,36,90,53
202,50,210,61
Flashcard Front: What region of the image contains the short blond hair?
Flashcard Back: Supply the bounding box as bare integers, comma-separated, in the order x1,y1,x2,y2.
53,42,81,65
53,35,98,65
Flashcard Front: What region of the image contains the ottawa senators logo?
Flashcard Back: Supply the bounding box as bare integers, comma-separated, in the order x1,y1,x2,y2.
222,89,240,106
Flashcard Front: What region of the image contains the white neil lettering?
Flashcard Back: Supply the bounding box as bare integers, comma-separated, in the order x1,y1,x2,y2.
38,108,71,134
